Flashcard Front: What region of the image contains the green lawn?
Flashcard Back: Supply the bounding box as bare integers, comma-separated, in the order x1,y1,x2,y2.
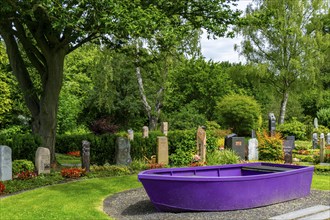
0,173,328,220
0,175,141,220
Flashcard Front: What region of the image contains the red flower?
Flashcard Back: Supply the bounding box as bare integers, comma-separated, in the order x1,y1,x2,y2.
61,168,86,178
0,182,5,194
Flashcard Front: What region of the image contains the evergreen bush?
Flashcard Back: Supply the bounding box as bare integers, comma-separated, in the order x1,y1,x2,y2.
257,130,284,161
277,118,307,140
12,160,35,175
215,94,262,136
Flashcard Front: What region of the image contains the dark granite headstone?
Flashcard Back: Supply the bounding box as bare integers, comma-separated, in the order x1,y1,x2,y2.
251,130,256,139
286,136,295,149
224,133,237,149
283,140,293,164
268,113,276,136
81,140,90,172
115,137,132,165
230,137,246,160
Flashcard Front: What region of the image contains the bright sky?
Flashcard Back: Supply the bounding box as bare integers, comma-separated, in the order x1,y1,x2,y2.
200,0,253,63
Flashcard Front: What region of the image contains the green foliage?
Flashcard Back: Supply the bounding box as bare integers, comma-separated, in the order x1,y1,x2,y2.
317,108,330,128
90,164,131,176
257,130,284,161
277,118,307,140
207,149,240,165
215,94,262,135
12,160,35,175
0,134,41,161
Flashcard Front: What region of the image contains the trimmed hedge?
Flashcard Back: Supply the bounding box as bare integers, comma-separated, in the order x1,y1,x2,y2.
0,129,225,166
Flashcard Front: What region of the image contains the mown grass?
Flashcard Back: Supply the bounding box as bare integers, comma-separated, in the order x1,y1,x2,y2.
0,175,141,220
312,173,330,191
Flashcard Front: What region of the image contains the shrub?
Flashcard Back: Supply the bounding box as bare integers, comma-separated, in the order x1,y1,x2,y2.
15,171,37,180
215,94,262,136
257,130,284,161
61,168,86,178
89,116,118,134
317,108,330,128
0,181,5,194
89,164,131,176
207,149,240,165
277,118,307,140
12,160,35,175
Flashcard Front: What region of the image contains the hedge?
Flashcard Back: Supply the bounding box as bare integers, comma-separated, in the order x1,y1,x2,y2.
0,129,223,165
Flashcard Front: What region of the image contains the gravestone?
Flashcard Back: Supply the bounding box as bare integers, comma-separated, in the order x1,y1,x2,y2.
115,137,132,165
81,140,90,172
283,140,294,164
327,133,330,145
248,138,258,161
0,145,12,181
224,133,237,149
161,122,168,136
314,117,318,129
320,133,325,163
196,126,207,162
127,129,134,141
142,126,149,138
251,130,256,139
268,113,276,136
312,133,318,149
35,147,50,175
157,137,168,164
231,137,246,160
286,136,295,149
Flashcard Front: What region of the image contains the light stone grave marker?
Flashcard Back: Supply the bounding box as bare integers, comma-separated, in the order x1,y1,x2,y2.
0,145,12,181
142,126,149,138
127,129,134,141
320,133,325,163
196,126,206,162
157,137,168,164
115,137,132,165
35,147,50,175
161,122,168,136
312,133,318,149
248,138,258,161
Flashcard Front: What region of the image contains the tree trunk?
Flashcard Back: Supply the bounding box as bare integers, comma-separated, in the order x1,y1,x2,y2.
38,50,65,164
279,91,289,124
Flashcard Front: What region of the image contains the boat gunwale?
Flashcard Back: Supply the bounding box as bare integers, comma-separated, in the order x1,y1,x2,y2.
138,162,314,182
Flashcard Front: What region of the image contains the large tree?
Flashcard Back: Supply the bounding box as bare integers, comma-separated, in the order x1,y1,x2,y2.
0,0,240,163
236,0,329,124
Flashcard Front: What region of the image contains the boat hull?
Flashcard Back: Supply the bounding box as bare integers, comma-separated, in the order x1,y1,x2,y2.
138,163,314,212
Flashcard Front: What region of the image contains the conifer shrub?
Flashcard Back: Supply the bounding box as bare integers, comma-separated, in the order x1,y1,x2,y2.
257,130,284,161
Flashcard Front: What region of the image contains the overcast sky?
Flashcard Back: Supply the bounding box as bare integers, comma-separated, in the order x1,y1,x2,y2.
200,0,252,63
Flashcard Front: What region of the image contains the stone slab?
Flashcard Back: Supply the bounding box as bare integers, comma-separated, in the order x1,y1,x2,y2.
157,137,168,164
269,205,330,220
0,145,12,181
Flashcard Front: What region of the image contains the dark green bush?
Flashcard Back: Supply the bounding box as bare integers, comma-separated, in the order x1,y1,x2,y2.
215,94,262,136
277,118,307,140
317,108,330,128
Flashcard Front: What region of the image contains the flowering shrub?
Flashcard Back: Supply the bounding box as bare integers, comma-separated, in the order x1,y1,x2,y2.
146,163,166,169
16,171,37,180
61,168,86,178
0,181,5,194
189,154,206,167
67,151,80,157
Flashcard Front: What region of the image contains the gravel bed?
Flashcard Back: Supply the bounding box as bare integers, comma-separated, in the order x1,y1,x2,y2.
103,188,330,220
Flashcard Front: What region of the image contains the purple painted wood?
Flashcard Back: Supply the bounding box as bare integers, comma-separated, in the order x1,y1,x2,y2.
138,162,314,212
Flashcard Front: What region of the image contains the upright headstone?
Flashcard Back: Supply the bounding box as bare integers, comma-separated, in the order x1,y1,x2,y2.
161,122,168,136
231,137,246,160
248,138,258,161
127,129,134,141
327,133,330,145
142,126,149,138
268,113,276,136
196,126,207,162
35,147,50,175
314,117,319,129
283,140,294,164
312,133,318,149
0,146,12,181
81,140,90,172
115,137,132,165
286,136,296,149
320,133,325,163
157,137,169,164
224,133,237,149
251,130,256,139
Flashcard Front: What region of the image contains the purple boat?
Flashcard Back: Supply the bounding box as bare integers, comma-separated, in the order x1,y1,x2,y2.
138,162,314,212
